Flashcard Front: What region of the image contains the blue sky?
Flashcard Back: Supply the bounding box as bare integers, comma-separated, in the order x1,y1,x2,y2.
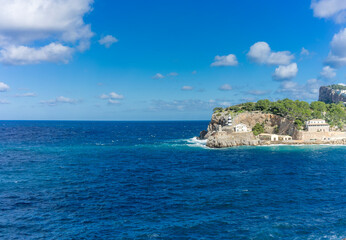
0,0,345,120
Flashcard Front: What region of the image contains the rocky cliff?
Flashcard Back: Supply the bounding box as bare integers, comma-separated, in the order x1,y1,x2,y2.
318,85,346,104
206,132,259,148
200,111,300,148
201,111,298,140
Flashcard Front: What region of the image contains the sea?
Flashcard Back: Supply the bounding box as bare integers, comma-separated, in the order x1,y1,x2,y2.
0,121,345,240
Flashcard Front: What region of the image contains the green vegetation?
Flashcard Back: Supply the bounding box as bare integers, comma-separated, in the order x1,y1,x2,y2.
213,107,223,113
252,123,264,136
215,98,346,129
329,84,346,91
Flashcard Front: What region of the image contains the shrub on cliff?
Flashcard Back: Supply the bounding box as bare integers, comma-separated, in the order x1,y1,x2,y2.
213,107,223,113
252,123,264,136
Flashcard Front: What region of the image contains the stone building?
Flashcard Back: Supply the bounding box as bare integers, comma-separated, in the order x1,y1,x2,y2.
234,123,248,132
259,134,292,142
305,119,330,132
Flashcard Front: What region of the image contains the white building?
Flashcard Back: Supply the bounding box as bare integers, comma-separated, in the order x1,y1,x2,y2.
305,119,330,132
259,134,292,142
234,123,248,132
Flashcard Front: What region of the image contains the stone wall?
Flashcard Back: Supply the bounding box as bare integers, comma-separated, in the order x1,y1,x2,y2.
296,131,346,141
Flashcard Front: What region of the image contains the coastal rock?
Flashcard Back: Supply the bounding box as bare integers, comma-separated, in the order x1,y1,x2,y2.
198,130,208,140
206,132,259,148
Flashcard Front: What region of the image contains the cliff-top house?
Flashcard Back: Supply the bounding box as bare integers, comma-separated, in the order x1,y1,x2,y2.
305,119,330,132
234,123,248,132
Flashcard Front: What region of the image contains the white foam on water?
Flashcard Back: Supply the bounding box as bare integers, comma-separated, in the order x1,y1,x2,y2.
185,137,208,148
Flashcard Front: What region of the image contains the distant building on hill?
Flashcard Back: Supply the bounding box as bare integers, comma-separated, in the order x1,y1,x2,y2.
234,123,248,132
305,119,330,132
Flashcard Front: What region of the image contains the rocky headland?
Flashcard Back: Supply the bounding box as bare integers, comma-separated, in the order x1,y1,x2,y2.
199,94,346,148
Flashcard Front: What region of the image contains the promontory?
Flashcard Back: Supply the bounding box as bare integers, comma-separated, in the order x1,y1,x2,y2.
199,84,346,148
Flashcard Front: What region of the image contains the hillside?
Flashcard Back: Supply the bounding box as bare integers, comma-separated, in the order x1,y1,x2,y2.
213,98,346,130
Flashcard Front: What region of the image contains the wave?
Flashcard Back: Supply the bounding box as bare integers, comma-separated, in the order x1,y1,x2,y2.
185,137,208,148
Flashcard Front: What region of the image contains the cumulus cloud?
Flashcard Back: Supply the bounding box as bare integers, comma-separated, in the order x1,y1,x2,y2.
0,82,9,92
247,90,271,95
272,63,298,81
100,92,124,105
325,28,346,68
149,99,232,112
108,99,120,104
0,43,73,65
99,35,118,48
320,66,336,79
152,73,165,79
218,84,232,91
15,92,36,97
211,54,238,67
0,0,94,65
181,86,193,91
311,0,346,23
300,47,310,56
276,79,321,100
100,92,124,100
41,96,77,106
167,72,178,76
0,99,9,104
247,42,294,65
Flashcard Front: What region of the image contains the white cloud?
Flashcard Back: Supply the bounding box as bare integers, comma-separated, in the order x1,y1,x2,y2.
325,28,346,68
272,63,298,81
0,82,9,92
0,43,73,65
218,84,232,91
181,86,193,91
0,0,94,65
15,92,36,97
211,54,238,66
167,72,178,76
100,92,124,105
320,66,336,78
0,99,9,104
108,99,120,104
247,90,271,95
219,101,231,107
99,35,118,48
300,47,310,56
152,73,165,79
277,79,321,100
311,0,346,23
149,99,232,112
247,42,294,65
100,92,124,100
41,96,77,106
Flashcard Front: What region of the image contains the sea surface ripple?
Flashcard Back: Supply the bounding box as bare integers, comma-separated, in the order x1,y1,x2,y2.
0,121,345,239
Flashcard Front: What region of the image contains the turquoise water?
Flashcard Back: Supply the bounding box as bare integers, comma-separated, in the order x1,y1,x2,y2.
0,121,345,239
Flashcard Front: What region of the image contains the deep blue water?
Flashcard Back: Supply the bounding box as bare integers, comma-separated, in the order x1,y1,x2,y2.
0,121,345,240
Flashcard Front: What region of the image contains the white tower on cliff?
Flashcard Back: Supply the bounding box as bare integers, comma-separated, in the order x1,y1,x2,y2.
227,115,232,126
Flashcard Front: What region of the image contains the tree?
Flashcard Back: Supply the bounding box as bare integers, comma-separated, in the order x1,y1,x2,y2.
242,102,255,111
255,99,271,112
252,123,264,136
213,107,223,113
